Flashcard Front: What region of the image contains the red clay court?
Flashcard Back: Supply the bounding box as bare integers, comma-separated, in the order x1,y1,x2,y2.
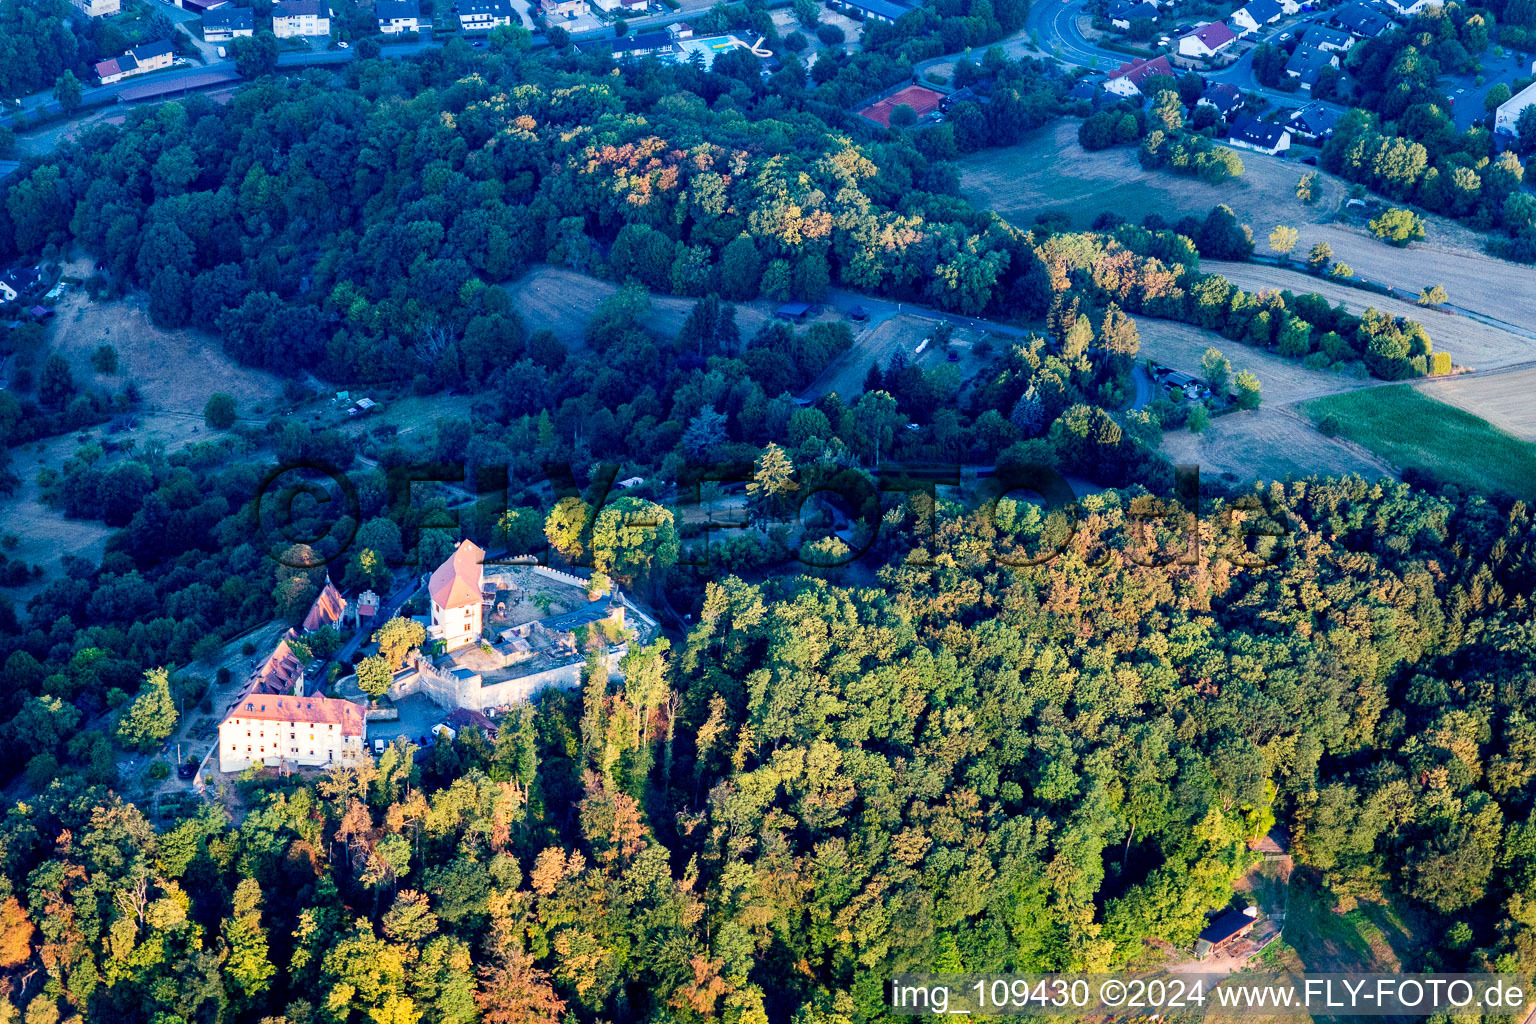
858,85,945,127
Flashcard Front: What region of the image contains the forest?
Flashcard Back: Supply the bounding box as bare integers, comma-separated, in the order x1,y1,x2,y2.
0,0,1534,1019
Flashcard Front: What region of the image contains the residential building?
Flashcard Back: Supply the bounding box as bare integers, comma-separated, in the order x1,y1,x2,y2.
178,0,228,13
1332,2,1390,36
0,268,41,305
1197,81,1244,119
1284,43,1337,88
590,0,622,11
1383,0,1438,15
670,20,694,37
1227,113,1292,154
462,0,516,25
218,694,365,772
430,539,486,652
203,6,254,40
610,30,676,59
272,0,331,37
1179,20,1237,56
538,0,584,16
1108,0,1159,27
1288,101,1343,139
71,0,121,18
1104,53,1176,95
1068,76,1103,101
1495,81,1536,136
1229,0,1282,34
95,39,175,84
1302,23,1354,51
375,0,421,32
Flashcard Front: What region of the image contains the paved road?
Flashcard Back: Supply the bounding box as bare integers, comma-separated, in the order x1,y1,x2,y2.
315,575,421,696
824,287,1036,339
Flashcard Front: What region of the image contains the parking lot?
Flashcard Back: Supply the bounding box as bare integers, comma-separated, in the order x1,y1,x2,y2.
1444,48,1532,130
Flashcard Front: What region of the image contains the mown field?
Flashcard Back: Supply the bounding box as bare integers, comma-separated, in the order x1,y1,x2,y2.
1301,385,1536,498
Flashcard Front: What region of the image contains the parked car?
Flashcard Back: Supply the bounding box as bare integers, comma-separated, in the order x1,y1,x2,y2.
338,40,349,47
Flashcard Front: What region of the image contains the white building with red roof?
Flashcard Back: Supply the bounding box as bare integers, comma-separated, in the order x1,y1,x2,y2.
1179,20,1237,57
1104,54,1176,97
219,694,365,772
430,539,485,651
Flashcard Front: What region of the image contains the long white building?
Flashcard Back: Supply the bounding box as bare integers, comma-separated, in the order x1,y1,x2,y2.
1495,81,1536,137
219,694,365,772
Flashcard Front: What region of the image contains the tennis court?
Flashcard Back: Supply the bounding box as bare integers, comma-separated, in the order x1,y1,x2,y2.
858,84,944,126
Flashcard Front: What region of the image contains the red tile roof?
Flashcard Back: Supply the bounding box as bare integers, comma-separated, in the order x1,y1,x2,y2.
1185,21,1237,49
430,539,484,609
226,694,365,734
302,578,348,632
1107,54,1175,87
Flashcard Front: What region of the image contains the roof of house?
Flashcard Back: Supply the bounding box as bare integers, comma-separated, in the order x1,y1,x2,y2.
1109,0,1159,16
1303,23,1353,46
776,300,812,315
376,0,420,17
1289,101,1343,134
1199,909,1255,945
843,0,911,18
226,694,365,734
2,267,41,292
95,53,138,77
1333,1,1390,33
204,6,253,27
1183,20,1236,48
430,539,485,609
302,577,348,632
457,0,512,13
1285,43,1335,79
1237,0,1282,22
273,0,325,17
132,39,175,61
1230,112,1289,147
1107,53,1175,86
1200,81,1243,111
1068,78,1101,99
248,635,305,696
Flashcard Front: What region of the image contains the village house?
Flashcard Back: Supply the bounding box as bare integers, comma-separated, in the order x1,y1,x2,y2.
71,0,121,18
376,0,421,32
1178,20,1237,57
1331,2,1391,36
1108,0,1159,28
1103,54,1176,96
1284,43,1337,88
1197,81,1245,120
1288,100,1343,138
272,0,331,37
177,0,228,14
1302,23,1354,51
1229,0,1282,35
537,0,585,18
1227,112,1292,154
218,694,365,772
429,539,486,652
1383,0,1438,16
0,268,40,305
94,39,175,85
203,6,254,40
1496,81,1536,137
460,0,516,29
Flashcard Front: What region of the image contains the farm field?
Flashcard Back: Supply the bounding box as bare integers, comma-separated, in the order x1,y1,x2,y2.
1202,260,1536,372
1415,366,1536,442
1300,385,1536,498
958,123,1536,338
1136,317,1373,405
504,265,787,349
1159,404,1391,486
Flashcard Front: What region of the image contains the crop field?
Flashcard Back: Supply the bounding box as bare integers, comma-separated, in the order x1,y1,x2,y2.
1415,366,1536,442
1202,260,1536,372
1300,385,1536,497
505,265,785,348
959,123,1536,340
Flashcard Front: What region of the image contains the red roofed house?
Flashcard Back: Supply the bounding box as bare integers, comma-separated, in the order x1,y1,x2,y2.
1104,54,1176,97
95,53,139,84
302,576,348,633
1179,20,1237,57
245,635,307,698
355,589,380,625
430,539,485,651
218,694,365,772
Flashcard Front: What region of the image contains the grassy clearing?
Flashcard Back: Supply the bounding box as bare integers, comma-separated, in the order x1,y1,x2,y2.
1301,385,1536,498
